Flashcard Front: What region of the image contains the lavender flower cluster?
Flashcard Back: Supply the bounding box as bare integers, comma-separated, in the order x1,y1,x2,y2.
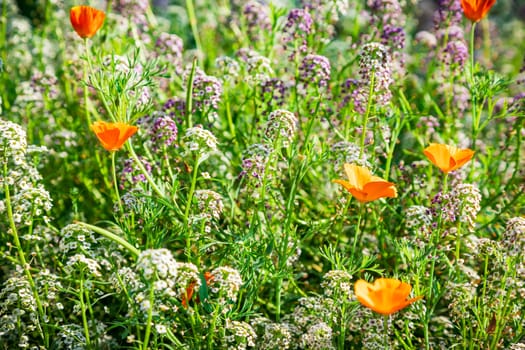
429,183,482,232
243,1,271,43
138,111,178,152
348,42,394,114
239,143,272,194
189,68,223,113
281,8,313,60
367,0,406,51
153,32,184,74
298,54,331,90
120,156,154,190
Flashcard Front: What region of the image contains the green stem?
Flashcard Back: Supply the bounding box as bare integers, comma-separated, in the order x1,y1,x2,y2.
383,315,390,350
2,160,49,347
165,328,186,349
127,140,166,199
424,259,434,350
184,158,200,258
360,71,376,159
0,1,8,111
83,39,92,126
469,22,478,161
249,86,258,141
185,0,203,58
302,89,322,148
336,196,352,248
0,0,7,63
79,271,92,347
142,282,155,350
480,253,489,327
105,0,113,15
208,302,223,348
74,222,140,257
351,204,364,258
185,57,197,129
83,39,113,192
275,276,282,321
111,151,124,215
338,302,347,350
283,154,306,232
225,90,236,140
454,222,462,264
469,22,476,86
442,173,449,195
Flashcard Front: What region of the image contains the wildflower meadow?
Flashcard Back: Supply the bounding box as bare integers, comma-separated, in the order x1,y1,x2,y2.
1,0,525,348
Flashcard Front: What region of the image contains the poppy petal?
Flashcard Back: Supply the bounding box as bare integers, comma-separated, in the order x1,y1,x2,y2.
332,179,355,192
343,163,371,190
362,181,397,202
348,188,370,203
355,278,422,315
70,6,105,38
424,143,452,172
450,148,475,172
91,121,138,151
354,280,378,310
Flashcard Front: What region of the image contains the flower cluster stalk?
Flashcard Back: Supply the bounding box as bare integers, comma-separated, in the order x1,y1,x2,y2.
360,70,376,159
74,221,140,257
185,0,203,60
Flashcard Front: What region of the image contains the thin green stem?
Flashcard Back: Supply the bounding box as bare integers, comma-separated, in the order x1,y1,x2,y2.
360,71,376,159
105,0,113,15
383,315,391,350
111,151,123,214
184,158,200,258
302,89,322,148
469,22,476,86
0,0,7,63
351,204,364,258
424,258,435,350
454,222,462,264
480,253,489,327
127,140,165,199
0,1,8,111
185,0,203,58
338,302,347,350
249,86,259,141
336,197,352,248
208,302,223,349
225,89,236,141
185,57,197,129
74,222,140,257
469,22,479,157
442,173,449,195
165,328,186,349
275,276,282,321
83,39,92,126
142,282,155,350
79,271,92,347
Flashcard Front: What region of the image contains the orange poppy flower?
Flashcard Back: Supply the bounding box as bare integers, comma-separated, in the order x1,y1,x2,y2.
70,6,105,39
182,272,214,308
460,0,496,22
90,121,138,151
333,164,397,203
354,278,423,315
423,143,475,173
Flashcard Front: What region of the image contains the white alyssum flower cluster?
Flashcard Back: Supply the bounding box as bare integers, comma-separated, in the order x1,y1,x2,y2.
183,126,219,160
264,109,298,147
0,118,53,227
209,266,243,306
